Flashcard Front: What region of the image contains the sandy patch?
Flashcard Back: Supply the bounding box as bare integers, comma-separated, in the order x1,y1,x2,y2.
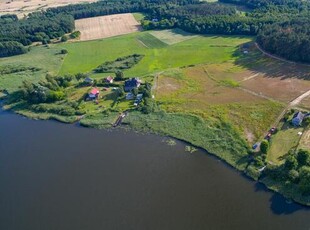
75,13,141,41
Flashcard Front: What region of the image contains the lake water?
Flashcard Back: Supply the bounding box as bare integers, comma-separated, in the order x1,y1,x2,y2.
0,109,309,230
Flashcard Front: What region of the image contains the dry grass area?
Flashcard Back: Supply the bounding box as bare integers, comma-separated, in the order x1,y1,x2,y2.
75,13,141,41
299,129,310,150
155,66,284,143
0,0,97,18
299,95,310,109
241,75,310,103
236,43,310,103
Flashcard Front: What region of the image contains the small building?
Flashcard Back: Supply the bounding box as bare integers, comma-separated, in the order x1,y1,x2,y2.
88,88,100,100
134,94,143,106
126,92,134,100
84,77,93,85
292,111,305,126
124,78,141,92
105,76,114,84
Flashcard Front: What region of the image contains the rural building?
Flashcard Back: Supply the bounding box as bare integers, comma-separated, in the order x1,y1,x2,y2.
292,111,305,126
105,76,114,84
134,94,143,106
124,78,141,92
88,88,100,100
84,77,94,85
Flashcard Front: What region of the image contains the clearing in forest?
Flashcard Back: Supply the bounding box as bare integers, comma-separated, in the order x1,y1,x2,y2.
0,0,98,18
150,29,197,45
75,13,141,41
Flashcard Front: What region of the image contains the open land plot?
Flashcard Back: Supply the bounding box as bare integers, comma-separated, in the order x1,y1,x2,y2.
150,29,197,45
0,0,98,18
75,13,141,41
267,122,304,164
155,66,285,143
236,44,310,103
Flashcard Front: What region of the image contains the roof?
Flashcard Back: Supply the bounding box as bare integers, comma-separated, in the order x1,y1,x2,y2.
106,76,113,81
90,88,100,95
84,77,93,82
125,78,141,88
293,112,305,120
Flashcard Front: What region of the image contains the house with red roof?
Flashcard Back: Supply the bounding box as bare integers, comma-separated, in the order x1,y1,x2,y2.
88,88,100,100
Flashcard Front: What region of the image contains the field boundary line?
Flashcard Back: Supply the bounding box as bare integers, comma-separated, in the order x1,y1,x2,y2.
255,43,310,67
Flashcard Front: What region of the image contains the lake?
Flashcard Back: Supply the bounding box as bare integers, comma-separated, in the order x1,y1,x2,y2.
0,109,309,230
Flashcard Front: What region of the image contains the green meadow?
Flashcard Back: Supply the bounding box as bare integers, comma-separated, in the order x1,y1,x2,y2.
58,31,252,76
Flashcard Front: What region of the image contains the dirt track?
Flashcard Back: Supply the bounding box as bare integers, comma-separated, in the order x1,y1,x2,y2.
0,0,98,18
75,13,141,41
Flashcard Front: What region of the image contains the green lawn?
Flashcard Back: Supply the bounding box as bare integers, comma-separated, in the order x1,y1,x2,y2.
58,31,252,77
0,45,65,93
268,122,304,164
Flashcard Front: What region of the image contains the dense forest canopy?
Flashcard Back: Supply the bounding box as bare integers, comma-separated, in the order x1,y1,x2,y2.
257,18,310,63
0,0,309,62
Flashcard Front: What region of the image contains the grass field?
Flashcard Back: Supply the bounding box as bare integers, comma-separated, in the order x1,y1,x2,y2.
58,31,252,76
0,45,65,93
267,122,304,164
299,128,310,150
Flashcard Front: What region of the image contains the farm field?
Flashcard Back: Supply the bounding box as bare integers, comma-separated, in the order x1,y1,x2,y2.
150,29,197,45
75,13,141,41
0,0,98,18
267,122,304,164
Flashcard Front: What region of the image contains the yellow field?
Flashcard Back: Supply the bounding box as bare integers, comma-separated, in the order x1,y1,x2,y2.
75,13,141,41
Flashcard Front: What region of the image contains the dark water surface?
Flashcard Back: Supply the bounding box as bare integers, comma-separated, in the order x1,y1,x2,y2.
0,109,310,230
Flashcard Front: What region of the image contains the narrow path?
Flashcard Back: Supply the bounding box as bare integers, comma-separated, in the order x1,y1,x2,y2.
255,43,310,67
289,90,310,107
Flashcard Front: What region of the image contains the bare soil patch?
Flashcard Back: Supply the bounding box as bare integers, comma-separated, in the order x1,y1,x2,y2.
75,13,141,41
0,0,98,18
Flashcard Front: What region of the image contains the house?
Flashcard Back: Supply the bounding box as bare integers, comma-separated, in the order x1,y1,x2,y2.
104,76,114,84
88,88,100,100
124,78,141,92
126,92,134,100
84,77,93,85
292,111,305,126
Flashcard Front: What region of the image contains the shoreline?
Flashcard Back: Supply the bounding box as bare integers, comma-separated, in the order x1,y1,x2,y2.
1,104,310,208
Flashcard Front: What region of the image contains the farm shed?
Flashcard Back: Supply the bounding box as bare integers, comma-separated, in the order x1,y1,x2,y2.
105,76,114,83
84,77,93,84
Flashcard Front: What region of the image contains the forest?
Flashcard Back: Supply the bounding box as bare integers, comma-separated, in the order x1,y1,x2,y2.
0,0,309,62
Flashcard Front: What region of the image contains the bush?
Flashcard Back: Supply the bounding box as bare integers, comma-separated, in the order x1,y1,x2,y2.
61,49,68,54
260,140,269,154
61,35,68,42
